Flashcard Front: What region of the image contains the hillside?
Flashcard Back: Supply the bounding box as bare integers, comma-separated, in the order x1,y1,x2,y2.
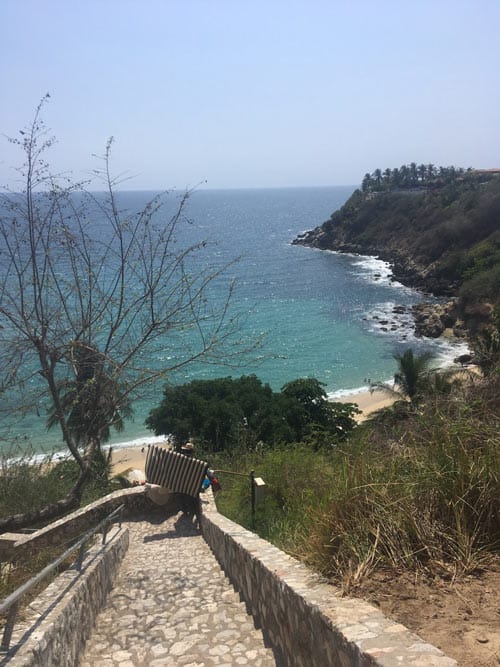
294,172,500,330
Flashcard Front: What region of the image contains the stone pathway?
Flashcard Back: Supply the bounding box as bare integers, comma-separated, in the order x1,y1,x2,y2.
79,511,277,666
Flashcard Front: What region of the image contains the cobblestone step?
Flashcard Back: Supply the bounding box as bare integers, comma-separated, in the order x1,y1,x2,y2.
80,512,277,666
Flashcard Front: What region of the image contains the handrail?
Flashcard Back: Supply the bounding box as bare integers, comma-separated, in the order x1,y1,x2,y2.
0,503,124,653
211,469,249,477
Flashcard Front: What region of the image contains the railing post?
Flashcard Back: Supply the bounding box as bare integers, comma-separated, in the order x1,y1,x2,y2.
77,540,86,571
1,599,19,653
102,523,108,545
250,470,255,529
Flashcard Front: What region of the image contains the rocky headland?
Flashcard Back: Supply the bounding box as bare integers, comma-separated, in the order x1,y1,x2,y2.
293,173,500,339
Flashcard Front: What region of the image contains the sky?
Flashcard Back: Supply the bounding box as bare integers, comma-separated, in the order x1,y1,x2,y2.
1,0,500,190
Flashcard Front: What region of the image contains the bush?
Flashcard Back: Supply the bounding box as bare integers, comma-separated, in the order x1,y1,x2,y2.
215,375,499,588
0,449,70,520
146,375,359,452
0,446,120,523
210,444,337,548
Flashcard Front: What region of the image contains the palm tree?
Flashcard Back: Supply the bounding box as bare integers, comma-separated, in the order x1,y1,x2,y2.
410,162,418,185
399,164,410,187
371,349,436,403
391,167,401,187
47,342,133,454
372,168,383,190
394,349,435,399
362,173,372,192
383,168,392,187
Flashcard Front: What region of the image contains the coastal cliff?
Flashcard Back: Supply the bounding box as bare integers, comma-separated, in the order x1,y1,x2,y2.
293,171,500,336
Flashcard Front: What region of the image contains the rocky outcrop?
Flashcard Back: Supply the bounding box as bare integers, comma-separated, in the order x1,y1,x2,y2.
295,225,468,338
294,178,500,306
412,301,465,338
294,229,453,296
294,180,500,340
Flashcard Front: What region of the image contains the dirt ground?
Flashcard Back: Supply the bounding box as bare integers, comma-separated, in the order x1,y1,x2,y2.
351,556,500,666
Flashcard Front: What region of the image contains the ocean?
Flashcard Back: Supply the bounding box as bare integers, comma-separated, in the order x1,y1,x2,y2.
0,186,468,457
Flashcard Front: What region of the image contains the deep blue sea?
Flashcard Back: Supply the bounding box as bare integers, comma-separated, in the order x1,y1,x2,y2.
0,186,469,457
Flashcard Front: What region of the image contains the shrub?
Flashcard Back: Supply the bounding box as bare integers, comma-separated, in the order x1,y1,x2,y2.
215,375,499,589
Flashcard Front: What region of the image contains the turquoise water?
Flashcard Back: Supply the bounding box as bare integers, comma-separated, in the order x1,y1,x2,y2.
0,186,468,455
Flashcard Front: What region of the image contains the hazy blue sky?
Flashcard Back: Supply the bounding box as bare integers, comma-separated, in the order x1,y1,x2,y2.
1,1,499,190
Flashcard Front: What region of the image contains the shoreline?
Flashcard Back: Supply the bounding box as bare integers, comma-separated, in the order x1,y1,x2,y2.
4,367,478,476
108,387,396,476
4,357,475,473
335,388,396,422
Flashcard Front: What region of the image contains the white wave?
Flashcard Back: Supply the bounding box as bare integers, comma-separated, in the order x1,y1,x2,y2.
103,434,169,452
363,301,416,340
430,338,472,369
328,384,368,400
350,256,403,288
353,255,392,275
328,380,394,402
3,434,168,468
3,449,71,467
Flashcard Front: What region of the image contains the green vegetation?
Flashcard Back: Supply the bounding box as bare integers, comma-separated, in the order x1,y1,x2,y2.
361,162,470,193
212,365,499,590
146,375,359,451
471,307,500,375
297,169,500,319
144,344,499,589
0,447,122,523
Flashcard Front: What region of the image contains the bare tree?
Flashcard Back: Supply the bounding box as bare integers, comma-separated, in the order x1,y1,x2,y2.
0,97,247,528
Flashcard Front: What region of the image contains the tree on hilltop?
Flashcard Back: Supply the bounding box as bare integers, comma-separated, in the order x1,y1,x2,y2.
360,162,468,194
0,97,249,529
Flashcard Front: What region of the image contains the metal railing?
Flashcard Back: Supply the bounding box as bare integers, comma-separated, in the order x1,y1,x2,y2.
0,503,124,654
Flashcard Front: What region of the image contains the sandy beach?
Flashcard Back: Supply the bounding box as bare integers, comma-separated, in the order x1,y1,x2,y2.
108,389,394,476
337,388,395,422
109,443,158,477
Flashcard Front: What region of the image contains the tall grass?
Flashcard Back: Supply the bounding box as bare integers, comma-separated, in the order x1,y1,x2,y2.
0,447,70,520
205,444,337,548
0,446,124,609
0,446,122,522
214,375,499,590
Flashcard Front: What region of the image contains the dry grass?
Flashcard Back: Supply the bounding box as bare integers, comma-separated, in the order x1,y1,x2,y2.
215,373,500,592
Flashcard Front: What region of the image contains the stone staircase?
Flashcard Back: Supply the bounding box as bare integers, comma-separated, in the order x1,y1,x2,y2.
2,487,458,667
79,512,277,666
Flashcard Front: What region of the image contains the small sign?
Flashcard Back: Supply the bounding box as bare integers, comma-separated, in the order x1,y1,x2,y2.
253,477,266,504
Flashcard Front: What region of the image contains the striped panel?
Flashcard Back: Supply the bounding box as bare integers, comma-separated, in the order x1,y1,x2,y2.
145,446,208,498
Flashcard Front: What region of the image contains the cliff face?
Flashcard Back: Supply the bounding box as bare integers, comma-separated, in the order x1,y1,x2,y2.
293,177,500,337
294,178,500,333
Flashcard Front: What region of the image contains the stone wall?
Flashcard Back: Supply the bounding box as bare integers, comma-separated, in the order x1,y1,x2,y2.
0,487,147,561
199,492,458,667
3,526,128,666
1,486,458,666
